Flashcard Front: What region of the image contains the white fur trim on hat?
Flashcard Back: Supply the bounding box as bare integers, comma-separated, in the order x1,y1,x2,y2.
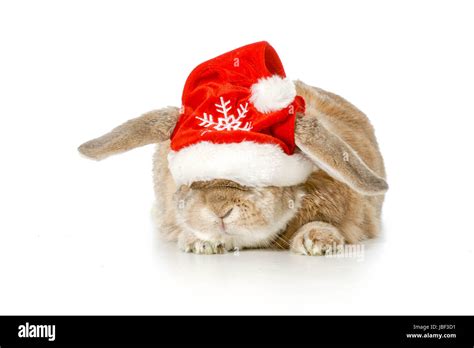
249,75,296,113
167,141,315,187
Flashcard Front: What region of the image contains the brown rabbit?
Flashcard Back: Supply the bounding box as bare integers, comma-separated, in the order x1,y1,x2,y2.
78,79,387,255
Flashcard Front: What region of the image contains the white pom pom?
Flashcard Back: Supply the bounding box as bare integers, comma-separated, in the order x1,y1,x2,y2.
249,75,296,113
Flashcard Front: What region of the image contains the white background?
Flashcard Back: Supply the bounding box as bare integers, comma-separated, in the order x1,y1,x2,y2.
1,0,473,315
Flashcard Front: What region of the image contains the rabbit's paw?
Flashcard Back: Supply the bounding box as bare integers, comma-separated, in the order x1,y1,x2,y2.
178,232,227,254
290,221,344,256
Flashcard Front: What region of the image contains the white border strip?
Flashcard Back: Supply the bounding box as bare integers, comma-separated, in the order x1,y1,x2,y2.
168,141,315,187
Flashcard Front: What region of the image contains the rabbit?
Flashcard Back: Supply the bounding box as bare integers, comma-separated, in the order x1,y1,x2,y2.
78,80,388,255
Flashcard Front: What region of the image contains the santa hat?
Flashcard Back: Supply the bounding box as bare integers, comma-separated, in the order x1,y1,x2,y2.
168,41,314,187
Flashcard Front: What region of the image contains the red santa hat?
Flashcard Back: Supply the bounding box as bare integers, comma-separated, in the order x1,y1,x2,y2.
168,41,314,187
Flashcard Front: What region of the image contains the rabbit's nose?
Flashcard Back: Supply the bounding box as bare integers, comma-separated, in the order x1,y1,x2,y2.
219,207,233,219
212,204,233,220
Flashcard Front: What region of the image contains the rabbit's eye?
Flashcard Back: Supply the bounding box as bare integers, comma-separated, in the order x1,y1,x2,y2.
190,179,249,191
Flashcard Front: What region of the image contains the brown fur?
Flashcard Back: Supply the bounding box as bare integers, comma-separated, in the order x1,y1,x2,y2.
273,81,387,250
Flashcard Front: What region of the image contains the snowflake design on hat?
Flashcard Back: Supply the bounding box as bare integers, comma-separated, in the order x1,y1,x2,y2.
195,97,253,133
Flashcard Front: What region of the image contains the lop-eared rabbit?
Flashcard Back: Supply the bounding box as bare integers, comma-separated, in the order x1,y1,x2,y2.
79,42,387,255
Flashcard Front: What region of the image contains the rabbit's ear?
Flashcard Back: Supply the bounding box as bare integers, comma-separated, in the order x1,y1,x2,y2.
78,106,180,160
295,114,388,195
